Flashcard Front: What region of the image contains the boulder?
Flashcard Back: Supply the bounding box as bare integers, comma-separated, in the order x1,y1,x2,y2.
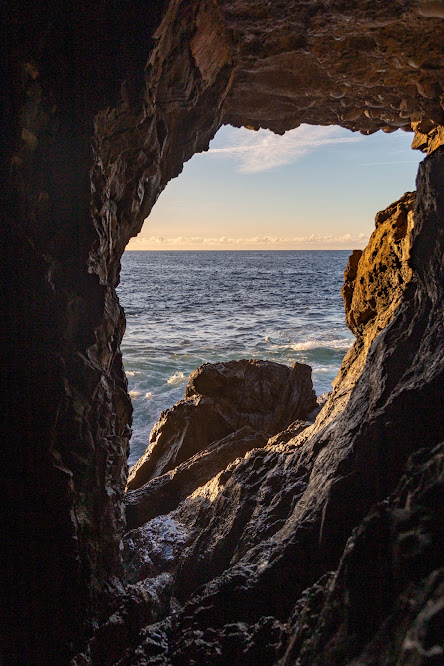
126,359,316,490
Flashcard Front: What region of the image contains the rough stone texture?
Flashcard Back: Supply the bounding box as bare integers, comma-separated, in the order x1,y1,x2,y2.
325,190,417,423
2,3,169,661
107,150,443,665
279,442,444,665
3,0,444,663
127,359,316,490
412,118,444,153
125,426,269,529
344,191,415,343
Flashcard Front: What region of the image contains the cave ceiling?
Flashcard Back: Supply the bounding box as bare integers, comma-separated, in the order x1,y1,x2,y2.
91,0,444,273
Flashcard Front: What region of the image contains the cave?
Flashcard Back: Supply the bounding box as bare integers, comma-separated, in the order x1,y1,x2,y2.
2,1,443,664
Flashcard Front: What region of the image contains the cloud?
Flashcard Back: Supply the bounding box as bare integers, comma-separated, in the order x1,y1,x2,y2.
126,232,371,250
205,124,362,173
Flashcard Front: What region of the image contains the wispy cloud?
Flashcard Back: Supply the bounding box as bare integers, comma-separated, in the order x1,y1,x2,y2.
204,124,362,173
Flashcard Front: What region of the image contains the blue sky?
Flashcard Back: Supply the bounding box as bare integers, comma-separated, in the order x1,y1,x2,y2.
127,124,423,250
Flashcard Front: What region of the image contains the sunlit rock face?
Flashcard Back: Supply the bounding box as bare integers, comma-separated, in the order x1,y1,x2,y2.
321,190,417,424
343,191,415,343
3,0,444,663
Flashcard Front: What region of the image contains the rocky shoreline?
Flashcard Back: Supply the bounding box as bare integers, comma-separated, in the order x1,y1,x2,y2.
72,181,444,663
4,1,444,662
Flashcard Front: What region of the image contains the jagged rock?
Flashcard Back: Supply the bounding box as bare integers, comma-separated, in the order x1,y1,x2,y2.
319,190,416,428
412,119,444,154
125,426,268,529
279,442,444,665
127,359,316,490
4,0,444,662
113,150,444,665
343,191,415,344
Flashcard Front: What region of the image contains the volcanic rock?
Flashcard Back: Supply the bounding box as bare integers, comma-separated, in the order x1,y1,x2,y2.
4,0,444,662
126,359,316,490
125,426,269,530
112,154,444,665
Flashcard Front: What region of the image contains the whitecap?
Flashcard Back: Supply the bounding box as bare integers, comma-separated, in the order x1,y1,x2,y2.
167,371,187,385
129,390,141,398
288,339,352,352
126,370,141,377
145,392,153,399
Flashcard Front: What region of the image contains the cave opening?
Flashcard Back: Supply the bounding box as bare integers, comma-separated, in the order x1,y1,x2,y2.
116,123,422,466
4,1,443,662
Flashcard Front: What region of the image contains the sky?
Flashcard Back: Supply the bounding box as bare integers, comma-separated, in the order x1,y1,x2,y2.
126,124,424,251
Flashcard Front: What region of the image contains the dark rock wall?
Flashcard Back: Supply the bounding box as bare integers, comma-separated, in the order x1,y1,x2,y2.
2,1,443,663
2,2,168,662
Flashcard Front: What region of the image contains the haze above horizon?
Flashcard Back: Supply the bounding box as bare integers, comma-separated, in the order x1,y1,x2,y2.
127,124,423,251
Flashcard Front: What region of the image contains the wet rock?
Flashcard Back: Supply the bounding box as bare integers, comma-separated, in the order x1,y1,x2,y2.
127,359,316,490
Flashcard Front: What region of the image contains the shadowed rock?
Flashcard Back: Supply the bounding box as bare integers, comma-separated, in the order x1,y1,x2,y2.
279,441,444,665
126,359,317,490
106,157,443,665
125,426,269,530
5,0,444,661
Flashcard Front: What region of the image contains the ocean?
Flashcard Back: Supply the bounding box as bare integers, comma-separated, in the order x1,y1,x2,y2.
117,250,354,466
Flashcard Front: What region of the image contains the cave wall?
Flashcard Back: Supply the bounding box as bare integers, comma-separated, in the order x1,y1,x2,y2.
2,2,168,661
2,1,443,663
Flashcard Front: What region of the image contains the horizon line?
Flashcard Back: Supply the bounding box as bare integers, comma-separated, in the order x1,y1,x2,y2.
124,248,356,252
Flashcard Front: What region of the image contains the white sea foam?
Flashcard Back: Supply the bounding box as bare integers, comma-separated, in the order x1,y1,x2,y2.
129,390,141,398
145,392,153,399
167,371,187,385
126,370,141,377
286,339,352,352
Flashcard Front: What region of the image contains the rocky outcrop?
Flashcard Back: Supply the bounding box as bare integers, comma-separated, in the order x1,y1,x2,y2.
106,150,443,666
3,0,444,663
343,191,415,344
306,190,416,434
127,359,316,490
125,426,269,529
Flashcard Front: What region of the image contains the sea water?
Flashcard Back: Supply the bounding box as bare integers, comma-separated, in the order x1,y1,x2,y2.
117,250,354,466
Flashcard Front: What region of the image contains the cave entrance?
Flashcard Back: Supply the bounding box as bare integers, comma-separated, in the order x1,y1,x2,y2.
116,123,422,466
